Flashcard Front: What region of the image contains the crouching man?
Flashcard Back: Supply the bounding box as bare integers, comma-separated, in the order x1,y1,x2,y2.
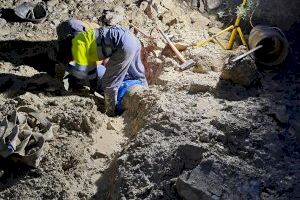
56,21,148,116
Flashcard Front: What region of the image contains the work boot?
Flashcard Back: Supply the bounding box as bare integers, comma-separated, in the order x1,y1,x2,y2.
104,94,116,117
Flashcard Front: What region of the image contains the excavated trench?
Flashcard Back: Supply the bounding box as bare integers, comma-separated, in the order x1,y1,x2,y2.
3,26,295,200
0,36,164,199
91,25,300,199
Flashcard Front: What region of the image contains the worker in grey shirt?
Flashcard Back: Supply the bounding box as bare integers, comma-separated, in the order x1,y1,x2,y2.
57,24,148,116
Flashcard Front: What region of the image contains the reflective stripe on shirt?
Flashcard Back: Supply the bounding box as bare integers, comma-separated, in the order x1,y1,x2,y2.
71,29,99,67
66,62,97,80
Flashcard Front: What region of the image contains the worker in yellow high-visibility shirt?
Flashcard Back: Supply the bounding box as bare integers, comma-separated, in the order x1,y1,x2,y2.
56,18,104,91
56,19,148,116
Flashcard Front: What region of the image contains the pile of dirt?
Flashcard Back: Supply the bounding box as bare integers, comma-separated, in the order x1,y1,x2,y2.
0,0,299,199
0,62,126,199
97,55,300,199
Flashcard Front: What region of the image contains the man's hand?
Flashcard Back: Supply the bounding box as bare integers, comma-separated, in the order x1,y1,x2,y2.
101,57,110,65
89,77,98,94
54,64,65,81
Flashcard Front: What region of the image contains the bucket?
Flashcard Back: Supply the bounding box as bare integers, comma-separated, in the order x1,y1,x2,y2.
248,26,289,66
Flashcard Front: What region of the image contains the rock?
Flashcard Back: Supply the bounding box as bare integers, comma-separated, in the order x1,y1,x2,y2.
106,120,123,132
176,156,261,200
199,132,210,142
174,42,189,51
161,42,188,58
106,121,115,130
160,12,177,26
161,46,175,59
166,18,178,26
114,6,125,14
0,18,7,27
117,154,129,165
189,82,215,94
144,4,157,19
124,0,132,6
103,6,125,26
220,54,260,87
160,0,176,10
190,11,211,27
81,115,93,134
192,64,210,74
177,143,209,169
139,1,148,11
191,0,198,8
206,0,223,10
188,46,225,72
104,12,124,25
152,3,167,15
26,32,34,37
208,27,222,35
47,0,59,8
91,151,108,159
51,19,60,26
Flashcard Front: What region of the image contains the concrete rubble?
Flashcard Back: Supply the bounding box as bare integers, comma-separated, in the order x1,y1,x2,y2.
0,0,299,199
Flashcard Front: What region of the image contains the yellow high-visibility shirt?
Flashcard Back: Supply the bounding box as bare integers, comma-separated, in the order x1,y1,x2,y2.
71,29,98,67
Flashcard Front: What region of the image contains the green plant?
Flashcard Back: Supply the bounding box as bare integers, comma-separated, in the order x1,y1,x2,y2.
236,0,259,19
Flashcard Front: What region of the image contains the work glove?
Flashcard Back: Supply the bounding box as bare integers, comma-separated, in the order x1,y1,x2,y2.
68,75,85,91
104,93,117,117
54,63,65,81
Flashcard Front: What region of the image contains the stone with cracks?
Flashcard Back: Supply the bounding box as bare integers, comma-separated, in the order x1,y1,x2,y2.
220,53,261,87
176,156,261,200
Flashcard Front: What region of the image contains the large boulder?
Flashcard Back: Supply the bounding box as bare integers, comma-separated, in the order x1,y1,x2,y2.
176,155,261,200
220,53,261,87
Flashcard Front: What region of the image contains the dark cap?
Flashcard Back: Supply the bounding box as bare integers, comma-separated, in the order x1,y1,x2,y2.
56,18,86,40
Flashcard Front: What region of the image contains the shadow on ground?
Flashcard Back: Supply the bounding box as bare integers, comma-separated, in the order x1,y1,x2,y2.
0,8,26,23
92,22,300,199
214,79,262,101
0,158,42,192
0,72,106,112
0,73,65,97
0,40,58,76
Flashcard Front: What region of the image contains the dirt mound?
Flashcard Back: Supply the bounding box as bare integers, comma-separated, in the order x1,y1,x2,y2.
99,59,300,199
